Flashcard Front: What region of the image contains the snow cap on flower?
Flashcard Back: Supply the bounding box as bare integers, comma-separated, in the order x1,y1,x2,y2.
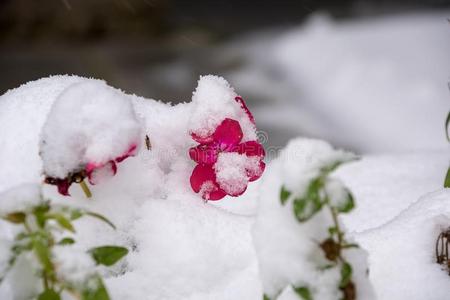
40,79,141,194
188,75,257,143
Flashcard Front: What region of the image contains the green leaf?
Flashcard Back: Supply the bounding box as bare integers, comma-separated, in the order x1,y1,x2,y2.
2,212,26,224
293,197,321,222
89,246,128,266
58,237,75,245
444,166,450,188
70,209,83,220
47,213,75,233
37,289,61,300
33,238,53,273
280,185,292,205
82,276,110,300
339,262,353,288
293,286,313,300
85,212,116,230
292,179,324,222
33,203,50,228
336,190,355,213
263,294,271,300
445,111,450,142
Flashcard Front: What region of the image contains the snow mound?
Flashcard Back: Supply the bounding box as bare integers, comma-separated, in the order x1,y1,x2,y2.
357,189,450,299
108,196,262,300
336,151,449,233
0,75,263,300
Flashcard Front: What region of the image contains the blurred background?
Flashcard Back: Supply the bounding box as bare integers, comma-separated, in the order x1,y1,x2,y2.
1,0,450,154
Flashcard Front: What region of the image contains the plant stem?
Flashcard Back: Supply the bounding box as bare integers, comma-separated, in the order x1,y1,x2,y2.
79,180,92,198
328,205,343,247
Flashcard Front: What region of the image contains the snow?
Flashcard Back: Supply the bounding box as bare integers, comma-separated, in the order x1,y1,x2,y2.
214,152,255,196
40,80,141,179
0,183,42,215
355,190,450,299
0,10,449,300
279,138,355,194
0,75,85,192
0,75,263,300
53,245,96,287
336,151,449,233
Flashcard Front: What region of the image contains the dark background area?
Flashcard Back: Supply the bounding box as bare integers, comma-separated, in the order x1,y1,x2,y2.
0,0,449,100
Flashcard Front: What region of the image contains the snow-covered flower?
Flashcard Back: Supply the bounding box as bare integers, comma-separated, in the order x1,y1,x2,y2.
40,80,141,197
189,97,265,201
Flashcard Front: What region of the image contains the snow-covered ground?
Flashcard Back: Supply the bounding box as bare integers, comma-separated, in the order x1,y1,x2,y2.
0,10,450,300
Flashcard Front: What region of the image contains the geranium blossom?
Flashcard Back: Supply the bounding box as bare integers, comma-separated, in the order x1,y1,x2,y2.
45,143,137,196
189,97,265,201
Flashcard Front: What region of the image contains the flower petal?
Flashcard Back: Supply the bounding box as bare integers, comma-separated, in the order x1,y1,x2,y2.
44,177,71,196
189,144,219,165
190,164,226,201
86,161,117,185
237,141,265,157
191,132,214,144
115,144,138,163
235,96,255,125
248,160,265,182
57,179,71,196
213,118,243,151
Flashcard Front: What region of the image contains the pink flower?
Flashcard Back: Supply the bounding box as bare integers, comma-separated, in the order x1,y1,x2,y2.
189,97,265,201
45,143,138,196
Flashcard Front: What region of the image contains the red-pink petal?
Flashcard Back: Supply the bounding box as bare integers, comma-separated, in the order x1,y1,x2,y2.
235,96,255,125
213,118,243,151
189,144,219,165
57,179,71,196
190,164,226,201
191,132,214,144
86,160,117,185
115,144,138,163
236,141,265,157
248,160,265,182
